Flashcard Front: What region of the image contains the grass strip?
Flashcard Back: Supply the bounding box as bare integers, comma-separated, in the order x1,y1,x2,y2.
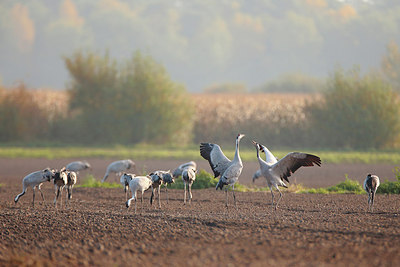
76,169,400,194
0,145,399,164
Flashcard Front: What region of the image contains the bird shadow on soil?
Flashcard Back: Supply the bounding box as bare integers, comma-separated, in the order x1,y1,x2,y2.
341,210,399,218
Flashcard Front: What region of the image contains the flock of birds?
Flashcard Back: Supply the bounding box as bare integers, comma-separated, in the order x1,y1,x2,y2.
13,134,381,213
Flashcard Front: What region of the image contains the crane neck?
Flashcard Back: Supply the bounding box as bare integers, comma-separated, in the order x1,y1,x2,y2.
256,145,268,167
233,138,242,164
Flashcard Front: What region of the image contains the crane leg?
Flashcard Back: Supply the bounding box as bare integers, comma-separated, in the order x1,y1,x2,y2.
158,186,161,209
189,183,192,205
32,187,36,207
184,182,187,205
232,184,237,209
275,187,283,210
38,185,45,203
225,187,229,208
270,187,275,209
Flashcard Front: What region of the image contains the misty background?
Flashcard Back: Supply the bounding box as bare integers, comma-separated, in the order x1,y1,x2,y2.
1,0,400,92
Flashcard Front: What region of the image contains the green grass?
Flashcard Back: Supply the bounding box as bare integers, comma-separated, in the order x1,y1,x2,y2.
226,174,400,195
299,175,364,194
76,169,400,195
0,144,399,164
232,180,364,194
77,175,122,188
377,167,400,194
169,169,219,189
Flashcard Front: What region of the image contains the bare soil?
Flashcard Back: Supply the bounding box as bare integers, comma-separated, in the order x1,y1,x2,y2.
0,158,399,266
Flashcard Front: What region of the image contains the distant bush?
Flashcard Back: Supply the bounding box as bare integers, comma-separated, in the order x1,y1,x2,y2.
377,168,400,194
381,41,400,92
203,82,247,93
169,169,218,189
253,72,324,93
64,50,193,145
306,67,400,149
0,84,49,142
78,175,122,188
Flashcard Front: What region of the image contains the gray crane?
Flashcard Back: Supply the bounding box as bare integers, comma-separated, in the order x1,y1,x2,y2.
252,146,278,183
363,174,380,212
200,133,245,208
66,161,91,173
252,140,321,210
182,165,196,204
172,161,197,178
102,159,135,183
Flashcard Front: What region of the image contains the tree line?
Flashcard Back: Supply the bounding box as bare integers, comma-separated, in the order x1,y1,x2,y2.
0,49,399,149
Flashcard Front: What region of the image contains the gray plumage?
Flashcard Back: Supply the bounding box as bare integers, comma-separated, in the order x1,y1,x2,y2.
102,159,135,182
65,161,91,173
182,166,196,204
172,161,197,178
120,173,135,200
200,134,245,208
252,148,278,183
53,168,68,209
14,168,55,206
125,176,153,214
252,141,321,210
150,170,175,208
252,169,262,183
65,171,77,205
363,174,380,212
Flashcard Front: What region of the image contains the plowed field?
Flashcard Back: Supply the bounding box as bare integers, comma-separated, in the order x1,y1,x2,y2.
0,158,399,266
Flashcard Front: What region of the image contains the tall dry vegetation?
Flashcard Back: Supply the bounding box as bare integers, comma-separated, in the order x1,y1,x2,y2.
1,86,399,149
193,69,400,149
193,93,316,147
0,84,50,142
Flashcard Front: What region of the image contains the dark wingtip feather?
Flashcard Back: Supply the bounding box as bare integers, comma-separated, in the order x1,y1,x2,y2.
309,154,322,167
302,154,321,167
200,143,220,177
200,143,212,161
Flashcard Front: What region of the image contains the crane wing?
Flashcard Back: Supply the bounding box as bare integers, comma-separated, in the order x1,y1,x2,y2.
200,143,231,177
270,152,321,183
173,161,197,177
179,161,196,169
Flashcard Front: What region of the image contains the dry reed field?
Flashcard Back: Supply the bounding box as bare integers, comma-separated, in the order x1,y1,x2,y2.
31,89,69,120
30,91,317,127
191,93,319,144
192,93,314,125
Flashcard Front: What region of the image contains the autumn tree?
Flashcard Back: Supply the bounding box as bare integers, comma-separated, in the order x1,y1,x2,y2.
0,84,49,142
306,67,400,149
381,41,400,91
64,50,193,144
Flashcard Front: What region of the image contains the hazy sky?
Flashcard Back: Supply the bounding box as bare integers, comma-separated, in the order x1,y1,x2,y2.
1,0,399,91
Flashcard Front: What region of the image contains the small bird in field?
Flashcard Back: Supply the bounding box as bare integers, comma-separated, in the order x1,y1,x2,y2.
363,174,380,212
